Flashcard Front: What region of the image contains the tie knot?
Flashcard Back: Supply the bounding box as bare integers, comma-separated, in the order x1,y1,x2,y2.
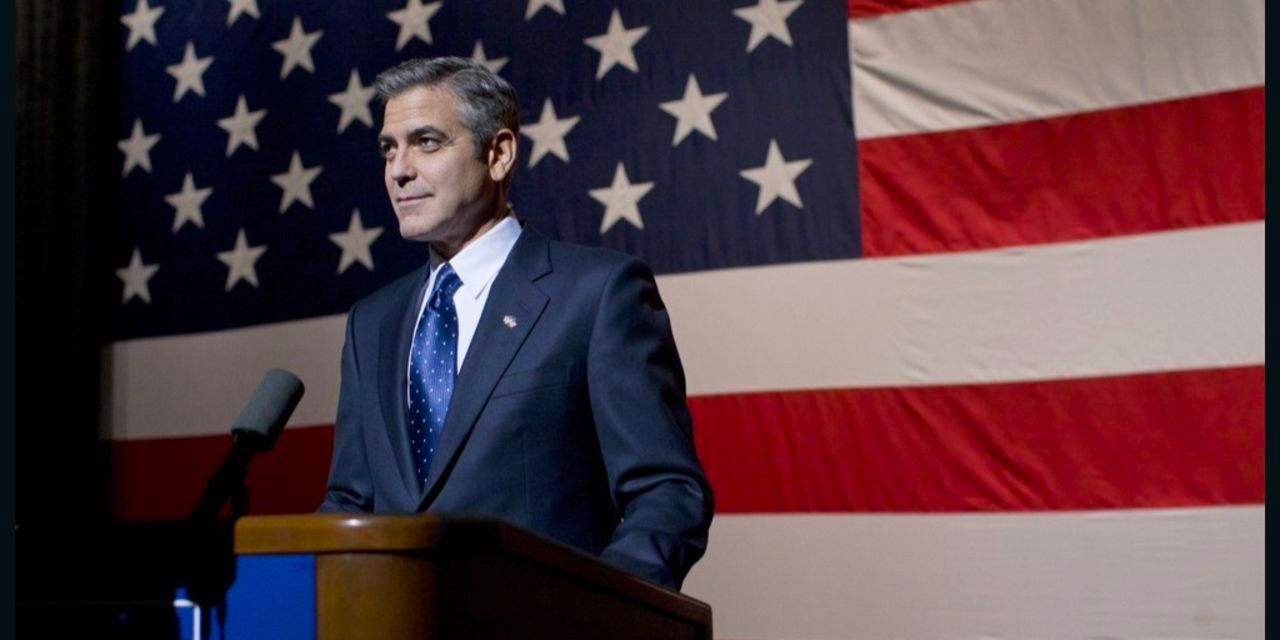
429,264,462,310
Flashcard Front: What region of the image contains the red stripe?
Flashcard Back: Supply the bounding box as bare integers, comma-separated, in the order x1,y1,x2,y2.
111,366,1263,519
691,366,1264,512
848,0,971,19
858,88,1265,257
112,425,333,520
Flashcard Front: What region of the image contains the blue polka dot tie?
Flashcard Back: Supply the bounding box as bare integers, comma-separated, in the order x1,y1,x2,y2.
408,263,462,488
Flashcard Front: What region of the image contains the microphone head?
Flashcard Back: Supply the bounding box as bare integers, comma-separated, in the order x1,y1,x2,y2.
231,369,305,450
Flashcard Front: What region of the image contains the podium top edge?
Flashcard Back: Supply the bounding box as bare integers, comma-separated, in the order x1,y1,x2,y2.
235,513,446,554
233,513,712,621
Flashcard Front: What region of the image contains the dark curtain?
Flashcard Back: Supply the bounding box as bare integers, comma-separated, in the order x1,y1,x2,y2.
16,0,123,523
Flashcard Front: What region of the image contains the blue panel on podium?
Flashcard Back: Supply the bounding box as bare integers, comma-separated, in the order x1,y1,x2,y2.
176,554,316,639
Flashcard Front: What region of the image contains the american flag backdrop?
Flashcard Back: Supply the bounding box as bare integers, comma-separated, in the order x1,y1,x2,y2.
109,0,1264,637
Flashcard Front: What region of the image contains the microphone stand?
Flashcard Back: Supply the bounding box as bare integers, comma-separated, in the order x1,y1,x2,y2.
183,431,269,628
190,431,266,522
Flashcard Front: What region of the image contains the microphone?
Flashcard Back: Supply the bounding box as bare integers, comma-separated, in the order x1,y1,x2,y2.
230,368,305,451
190,369,305,521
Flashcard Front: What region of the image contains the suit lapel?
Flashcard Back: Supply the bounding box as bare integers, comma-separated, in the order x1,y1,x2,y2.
419,228,552,508
377,264,432,503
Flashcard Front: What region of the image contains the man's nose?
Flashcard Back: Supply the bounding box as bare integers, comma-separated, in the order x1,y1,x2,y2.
388,153,415,186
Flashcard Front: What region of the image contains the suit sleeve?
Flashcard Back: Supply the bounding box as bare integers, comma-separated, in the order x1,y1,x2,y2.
587,257,715,590
318,303,375,512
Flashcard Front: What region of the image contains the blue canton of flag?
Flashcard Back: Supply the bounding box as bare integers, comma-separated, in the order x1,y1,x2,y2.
114,0,859,340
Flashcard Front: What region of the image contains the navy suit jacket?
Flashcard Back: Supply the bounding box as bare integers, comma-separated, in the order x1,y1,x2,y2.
319,224,714,590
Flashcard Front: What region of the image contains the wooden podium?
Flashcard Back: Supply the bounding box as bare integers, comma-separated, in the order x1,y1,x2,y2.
226,513,713,639
17,514,711,639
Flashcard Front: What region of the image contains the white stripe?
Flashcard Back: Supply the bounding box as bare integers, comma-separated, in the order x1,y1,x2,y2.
104,222,1264,439
849,0,1265,139
666,221,1263,395
104,314,346,440
684,506,1264,640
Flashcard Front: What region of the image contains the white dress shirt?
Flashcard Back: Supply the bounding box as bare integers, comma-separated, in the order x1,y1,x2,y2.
405,215,522,404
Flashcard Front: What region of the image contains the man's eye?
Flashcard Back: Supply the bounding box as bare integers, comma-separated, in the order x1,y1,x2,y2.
420,138,442,151
380,144,394,159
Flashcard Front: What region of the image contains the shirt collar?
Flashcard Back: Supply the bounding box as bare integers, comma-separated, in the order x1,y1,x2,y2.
428,215,522,301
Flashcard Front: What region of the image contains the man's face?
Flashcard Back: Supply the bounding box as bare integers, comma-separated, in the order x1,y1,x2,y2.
379,85,497,251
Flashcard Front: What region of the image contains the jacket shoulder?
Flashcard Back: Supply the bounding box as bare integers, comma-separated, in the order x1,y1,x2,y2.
349,263,425,316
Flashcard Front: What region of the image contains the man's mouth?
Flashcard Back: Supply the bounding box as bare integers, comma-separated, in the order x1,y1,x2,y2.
397,194,430,204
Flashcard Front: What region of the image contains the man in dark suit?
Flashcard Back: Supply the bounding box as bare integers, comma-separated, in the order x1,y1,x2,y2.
318,56,714,591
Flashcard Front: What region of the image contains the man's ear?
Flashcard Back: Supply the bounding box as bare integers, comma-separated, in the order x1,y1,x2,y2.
487,128,517,182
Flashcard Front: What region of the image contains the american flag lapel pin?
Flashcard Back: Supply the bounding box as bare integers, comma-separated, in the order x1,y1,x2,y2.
502,315,518,329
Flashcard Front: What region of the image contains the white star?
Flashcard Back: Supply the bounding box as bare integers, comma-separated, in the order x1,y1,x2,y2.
525,0,564,20
217,95,267,157
272,16,323,79
520,99,579,168
584,9,649,80
471,41,508,75
116,248,159,304
329,209,384,274
659,74,728,146
164,172,213,232
217,229,267,291
328,70,375,133
739,139,813,214
387,0,442,51
589,163,654,234
734,0,804,52
121,0,164,51
226,0,259,26
118,118,161,177
271,151,323,213
165,42,214,102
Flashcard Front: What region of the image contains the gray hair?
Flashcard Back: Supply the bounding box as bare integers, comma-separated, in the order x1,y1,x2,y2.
373,56,520,158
